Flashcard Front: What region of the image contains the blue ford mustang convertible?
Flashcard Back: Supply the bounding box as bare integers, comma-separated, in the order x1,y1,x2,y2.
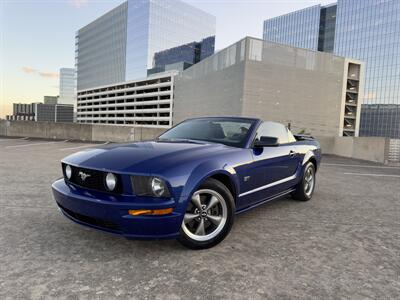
52,117,321,249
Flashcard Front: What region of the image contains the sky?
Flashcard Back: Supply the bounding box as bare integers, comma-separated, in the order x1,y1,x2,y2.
0,0,333,118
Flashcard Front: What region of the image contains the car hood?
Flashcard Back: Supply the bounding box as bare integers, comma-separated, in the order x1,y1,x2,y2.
62,141,230,174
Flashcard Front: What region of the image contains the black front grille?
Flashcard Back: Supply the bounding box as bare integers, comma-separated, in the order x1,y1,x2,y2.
58,204,120,232
62,163,123,194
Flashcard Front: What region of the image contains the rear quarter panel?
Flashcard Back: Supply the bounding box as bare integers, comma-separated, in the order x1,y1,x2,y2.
295,140,321,168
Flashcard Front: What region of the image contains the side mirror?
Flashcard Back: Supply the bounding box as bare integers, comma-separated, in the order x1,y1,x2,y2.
253,136,279,147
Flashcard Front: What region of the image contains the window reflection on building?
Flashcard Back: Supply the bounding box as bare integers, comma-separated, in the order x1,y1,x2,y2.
147,36,215,75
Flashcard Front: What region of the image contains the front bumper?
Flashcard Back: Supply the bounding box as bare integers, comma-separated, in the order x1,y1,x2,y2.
52,179,183,239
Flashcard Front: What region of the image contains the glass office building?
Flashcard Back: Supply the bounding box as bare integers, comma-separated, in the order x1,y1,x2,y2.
334,0,400,138
318,4,337,52
76,2,128,91
58,68,76,106
360,104,400,137
263,5,321,51
76,0,215,91
263,0,400,138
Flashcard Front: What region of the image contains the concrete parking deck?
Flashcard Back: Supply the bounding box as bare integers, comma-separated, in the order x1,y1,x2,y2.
0,137,399,299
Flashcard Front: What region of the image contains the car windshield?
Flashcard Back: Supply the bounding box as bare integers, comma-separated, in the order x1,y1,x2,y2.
158,118,256,148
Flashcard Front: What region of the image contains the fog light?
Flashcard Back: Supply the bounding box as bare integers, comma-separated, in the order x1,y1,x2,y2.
128,208,173,216
105,173,117,191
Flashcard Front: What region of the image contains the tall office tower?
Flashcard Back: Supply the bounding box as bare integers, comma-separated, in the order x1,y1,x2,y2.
263,0,400,138
263,5,322,51
58,68,76,106
75,0,216,91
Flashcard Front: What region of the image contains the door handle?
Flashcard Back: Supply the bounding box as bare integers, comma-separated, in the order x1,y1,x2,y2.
289,150,297,157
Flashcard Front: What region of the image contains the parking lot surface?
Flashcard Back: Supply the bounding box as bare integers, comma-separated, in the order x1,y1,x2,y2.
0,137,399,299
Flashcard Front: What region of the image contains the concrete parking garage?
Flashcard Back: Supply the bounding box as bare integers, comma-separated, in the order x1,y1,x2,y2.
0,137,399,299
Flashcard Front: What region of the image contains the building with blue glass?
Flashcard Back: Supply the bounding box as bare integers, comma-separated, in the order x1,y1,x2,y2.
148,36,215,75
58,68,76,106
360,104,400,137
263,5,322,51
76,0,215,91
263,0,400,138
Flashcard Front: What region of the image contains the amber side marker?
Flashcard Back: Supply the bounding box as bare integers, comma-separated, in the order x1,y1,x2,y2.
128,208,173,216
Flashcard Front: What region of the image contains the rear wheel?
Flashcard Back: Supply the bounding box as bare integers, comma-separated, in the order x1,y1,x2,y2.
178,178,235,250
292,162,316,201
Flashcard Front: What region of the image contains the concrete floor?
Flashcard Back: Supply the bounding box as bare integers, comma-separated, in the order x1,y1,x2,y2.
0,137,399,299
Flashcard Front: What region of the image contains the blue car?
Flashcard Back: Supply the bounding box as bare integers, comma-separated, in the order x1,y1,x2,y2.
52,117,321,249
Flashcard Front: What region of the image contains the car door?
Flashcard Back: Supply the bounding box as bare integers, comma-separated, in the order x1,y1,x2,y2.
241,122,301,206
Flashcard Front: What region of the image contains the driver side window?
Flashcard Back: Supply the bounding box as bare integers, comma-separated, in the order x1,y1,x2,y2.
255,121,290,144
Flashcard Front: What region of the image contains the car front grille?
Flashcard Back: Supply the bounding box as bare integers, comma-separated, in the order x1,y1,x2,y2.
62,163,123,194
58,204,121,232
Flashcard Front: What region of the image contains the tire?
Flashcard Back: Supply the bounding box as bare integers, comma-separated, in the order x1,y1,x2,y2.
178,178,235,250
292,162,316,201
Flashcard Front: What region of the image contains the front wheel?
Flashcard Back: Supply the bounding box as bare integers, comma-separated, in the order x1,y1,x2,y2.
178,178,235,250
292,162,316,201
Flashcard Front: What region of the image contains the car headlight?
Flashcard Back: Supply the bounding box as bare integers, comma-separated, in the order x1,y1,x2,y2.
151,177,167,197
105,172,117,191
65,164,72,180
131,176,171,198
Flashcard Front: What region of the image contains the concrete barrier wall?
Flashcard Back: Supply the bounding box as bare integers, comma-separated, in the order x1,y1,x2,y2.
316,135,387,163
0,120,7,136
139,127,165,140
5,121,48,139
5,121,93,141
317,136,336,156
352,137,387,163
0,120,165,143
46,122,92,141
91,124,136,142
331,137,355,158
91,125,165,142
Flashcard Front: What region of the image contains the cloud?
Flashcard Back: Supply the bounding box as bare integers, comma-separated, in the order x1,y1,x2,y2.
21,66,59,79
38,72,59,79
69,0,88,8
21,66,37,74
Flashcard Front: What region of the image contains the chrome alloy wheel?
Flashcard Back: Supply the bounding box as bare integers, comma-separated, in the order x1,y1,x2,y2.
182,189,228,242
304,166,315,197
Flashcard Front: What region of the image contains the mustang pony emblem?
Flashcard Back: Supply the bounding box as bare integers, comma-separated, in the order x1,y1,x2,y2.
78,171,91,181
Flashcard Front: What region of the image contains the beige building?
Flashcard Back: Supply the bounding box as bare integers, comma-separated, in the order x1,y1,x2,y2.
173,37,364,137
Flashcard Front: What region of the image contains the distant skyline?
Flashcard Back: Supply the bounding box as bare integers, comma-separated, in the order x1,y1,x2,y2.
0,0,333,118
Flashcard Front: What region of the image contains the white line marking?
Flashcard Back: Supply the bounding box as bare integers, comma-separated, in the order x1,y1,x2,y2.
323,163,400,170
343,172,400,178
59,142,108,151
5,140,68,149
